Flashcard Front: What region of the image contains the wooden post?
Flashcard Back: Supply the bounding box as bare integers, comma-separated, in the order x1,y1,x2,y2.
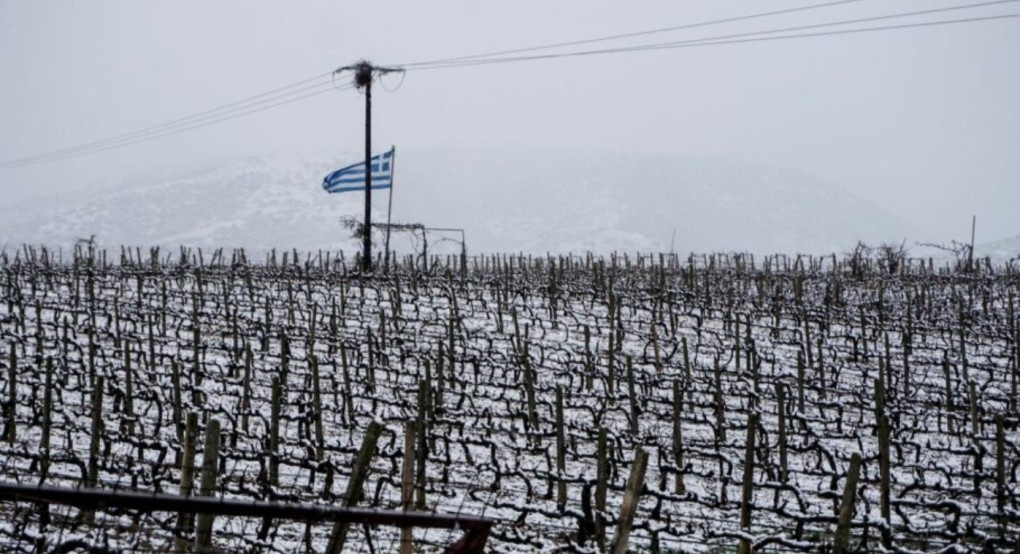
878,412,891,549
714,356,726,444
326,419,383,553
610,447,649,554
796,349,806,417
682,336,692,403
833,453,862,554
269,376,281,488
738,413,758,554
523,341,538,430
415,378,429,511
171,360,183,447
86,375,104,490
123,342,135,436
595,427,609,550
241,346,252,433
777,384,789,483
555,385,567,512
194,418,222,553
174,412,199,554
311,356,325,463
996,414,1006,535
4,344,14,444
359,62,374,273
41,356,53,482
672,380,685,494
626,355,638,435
607,329,616,396
400,422,415,554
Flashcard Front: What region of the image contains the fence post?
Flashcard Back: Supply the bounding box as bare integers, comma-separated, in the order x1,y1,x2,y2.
175,412,199,554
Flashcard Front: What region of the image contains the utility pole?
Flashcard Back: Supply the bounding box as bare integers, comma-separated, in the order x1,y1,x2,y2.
335,60,403,273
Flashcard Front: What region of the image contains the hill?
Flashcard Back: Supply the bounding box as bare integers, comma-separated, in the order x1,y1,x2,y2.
0,149,916,256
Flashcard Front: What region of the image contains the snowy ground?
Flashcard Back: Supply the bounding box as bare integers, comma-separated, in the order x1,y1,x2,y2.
0,247,1017,552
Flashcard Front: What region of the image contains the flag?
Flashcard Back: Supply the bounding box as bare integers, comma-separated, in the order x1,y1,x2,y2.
322,146,395,193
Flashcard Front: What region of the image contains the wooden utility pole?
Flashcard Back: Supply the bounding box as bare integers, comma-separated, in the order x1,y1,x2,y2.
359,62,373,273
335,60,404,273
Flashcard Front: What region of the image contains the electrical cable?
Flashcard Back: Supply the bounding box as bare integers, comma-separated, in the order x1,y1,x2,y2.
3,1,1016,168
398,0,871,68
404,11,1020,71
0,73,339,169
0,86,344,169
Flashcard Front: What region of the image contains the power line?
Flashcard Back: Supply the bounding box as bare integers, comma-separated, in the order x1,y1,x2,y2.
405,10,1020,71
0,0,884,170
398,0,870,68
0,85,345,169
3,1,1016,169
0,73,340,169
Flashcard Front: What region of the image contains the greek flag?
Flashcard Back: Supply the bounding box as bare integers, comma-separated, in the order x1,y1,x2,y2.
322,146,395,194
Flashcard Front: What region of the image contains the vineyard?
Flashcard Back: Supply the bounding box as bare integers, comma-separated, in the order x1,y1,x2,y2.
1,245,1018,552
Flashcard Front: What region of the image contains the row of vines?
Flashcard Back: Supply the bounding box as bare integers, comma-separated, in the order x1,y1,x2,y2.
0,245,1018,552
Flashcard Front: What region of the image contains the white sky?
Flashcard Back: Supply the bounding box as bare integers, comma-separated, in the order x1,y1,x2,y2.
1,0,1017,245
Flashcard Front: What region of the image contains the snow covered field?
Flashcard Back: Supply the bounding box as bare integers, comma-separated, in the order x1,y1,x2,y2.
0,246,1017,552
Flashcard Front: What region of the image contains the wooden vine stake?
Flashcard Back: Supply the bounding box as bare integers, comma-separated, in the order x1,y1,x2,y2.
555,385,567,512
269,375,281,488
996,414,1006,537
833,453,862,554
738,412,758,554
4,344,15,443
174,412,199,554
610,447,648,554
194,418,222,553
310,355,325,463
776,384,789,483
626,355,638,436
870,374,893,548
415,378,429,511
400,422,415,554
84,375,104,526
595,427,609,550
326,419,383,554
672,380,685,494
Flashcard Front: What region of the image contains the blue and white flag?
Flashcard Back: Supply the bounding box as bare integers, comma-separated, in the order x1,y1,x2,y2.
322,146,395,194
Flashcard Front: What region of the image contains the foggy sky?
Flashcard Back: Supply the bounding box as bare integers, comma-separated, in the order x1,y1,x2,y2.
1,0,1017,247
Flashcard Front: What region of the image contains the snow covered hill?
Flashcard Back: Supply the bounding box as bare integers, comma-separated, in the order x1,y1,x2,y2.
0,148,918,256
975,234,1020,264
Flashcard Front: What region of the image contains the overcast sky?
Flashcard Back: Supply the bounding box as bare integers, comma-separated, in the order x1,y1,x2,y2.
1,0,1017,246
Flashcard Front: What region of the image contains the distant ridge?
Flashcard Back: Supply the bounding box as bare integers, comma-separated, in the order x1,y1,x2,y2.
0,148,918,256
